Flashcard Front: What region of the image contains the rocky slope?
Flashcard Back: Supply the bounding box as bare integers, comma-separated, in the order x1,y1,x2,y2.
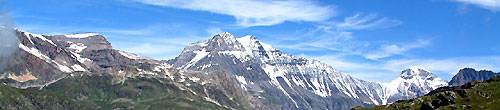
353,76,500,110
0,29,262,109
168,32,371,109
448,68,499,86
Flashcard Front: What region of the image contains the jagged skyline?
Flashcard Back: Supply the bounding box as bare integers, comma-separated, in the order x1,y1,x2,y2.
1,0,499,82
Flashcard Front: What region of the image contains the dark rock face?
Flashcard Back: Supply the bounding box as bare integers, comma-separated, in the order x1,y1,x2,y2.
448,68,499,86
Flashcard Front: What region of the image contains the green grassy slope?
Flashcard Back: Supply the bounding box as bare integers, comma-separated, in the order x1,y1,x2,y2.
39,75,225,110
0,83,87,110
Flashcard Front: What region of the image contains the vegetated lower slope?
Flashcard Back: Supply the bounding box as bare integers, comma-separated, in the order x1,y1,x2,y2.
352,76,500,110
0,83,86,110
37,74,224,110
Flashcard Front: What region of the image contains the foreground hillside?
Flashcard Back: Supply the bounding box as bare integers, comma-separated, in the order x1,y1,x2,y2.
353,76,500,110
0,83,86,109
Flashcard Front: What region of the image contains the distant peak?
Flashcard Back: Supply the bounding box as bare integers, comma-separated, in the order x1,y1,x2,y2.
459,68,476,71
400,66,433,79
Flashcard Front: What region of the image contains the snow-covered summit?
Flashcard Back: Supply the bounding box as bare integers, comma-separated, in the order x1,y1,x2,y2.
218,32,235,39
381,66,448,104
410,66,430,73
400,66,433,79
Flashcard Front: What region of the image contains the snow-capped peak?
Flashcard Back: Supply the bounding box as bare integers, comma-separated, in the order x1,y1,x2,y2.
381,66,448,104
216,32,236,41
400,66,432,79
410,66,430,73
235,35,276,52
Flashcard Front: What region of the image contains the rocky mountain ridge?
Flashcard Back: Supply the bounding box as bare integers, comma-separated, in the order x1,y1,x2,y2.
1,30,491,109
448,68,499,86
167,32,450,109
0,29,262,109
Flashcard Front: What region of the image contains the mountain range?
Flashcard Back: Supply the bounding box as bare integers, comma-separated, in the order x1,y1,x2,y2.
0,29,497,109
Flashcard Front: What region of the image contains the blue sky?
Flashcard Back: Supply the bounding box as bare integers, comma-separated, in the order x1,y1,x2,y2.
1,0,499,82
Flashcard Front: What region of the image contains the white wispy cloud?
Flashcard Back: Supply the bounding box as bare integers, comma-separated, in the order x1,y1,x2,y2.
363,39,430,60
383,56,500,75
205,27,223,36
327,13,403,30
456,0,500,11
275,13,410,60
133,0,336,27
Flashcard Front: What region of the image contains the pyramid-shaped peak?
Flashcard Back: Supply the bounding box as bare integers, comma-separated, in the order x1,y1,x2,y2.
209,32,237,43
216,32,235,39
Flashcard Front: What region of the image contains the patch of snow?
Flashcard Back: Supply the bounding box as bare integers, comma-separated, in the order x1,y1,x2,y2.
71,64,86,72
236,75,248,90
201,81,208,85
64,33,99,38
71,52,91,63
197,42,208,47
68,43,87,53
182,49,209,69
23,31,56,46
66,41,91,63
204,96,221,106
189,77,200,82
118,51,143,59
236,75,247,85
19,44,72,73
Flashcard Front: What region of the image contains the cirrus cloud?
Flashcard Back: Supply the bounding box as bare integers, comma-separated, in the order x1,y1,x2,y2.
456,0,500,11
133,0,337,27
